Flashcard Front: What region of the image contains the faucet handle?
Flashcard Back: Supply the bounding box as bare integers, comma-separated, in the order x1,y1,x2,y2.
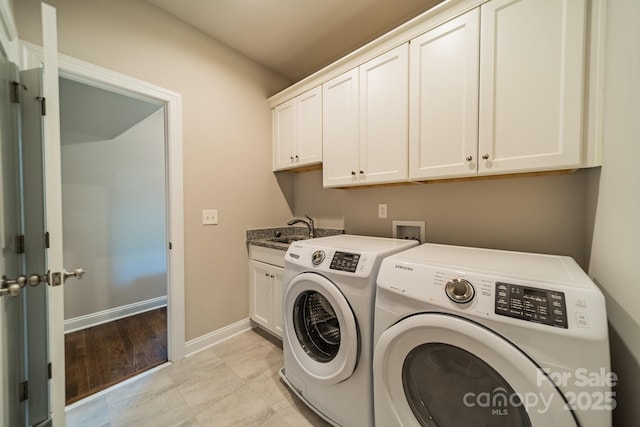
304,215,315,238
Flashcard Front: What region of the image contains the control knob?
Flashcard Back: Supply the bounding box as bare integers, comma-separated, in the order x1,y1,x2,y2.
445,278,475,304
311,250,325,265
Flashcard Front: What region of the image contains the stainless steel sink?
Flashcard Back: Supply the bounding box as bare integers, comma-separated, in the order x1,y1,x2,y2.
266,236,306,244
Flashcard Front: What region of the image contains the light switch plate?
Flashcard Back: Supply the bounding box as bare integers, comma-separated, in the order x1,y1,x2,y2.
203,209,218,225
378,204,388,219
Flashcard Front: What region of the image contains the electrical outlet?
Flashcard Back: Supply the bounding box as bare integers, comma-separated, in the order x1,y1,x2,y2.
202,209,218,225
378,204,388,219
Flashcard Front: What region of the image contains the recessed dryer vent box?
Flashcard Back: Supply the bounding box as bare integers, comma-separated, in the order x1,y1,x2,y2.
392,220,426,243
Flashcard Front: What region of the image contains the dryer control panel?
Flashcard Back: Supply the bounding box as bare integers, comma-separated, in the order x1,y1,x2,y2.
495,282,568,329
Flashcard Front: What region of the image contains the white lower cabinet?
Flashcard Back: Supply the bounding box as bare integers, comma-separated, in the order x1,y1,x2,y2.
249,246,284,338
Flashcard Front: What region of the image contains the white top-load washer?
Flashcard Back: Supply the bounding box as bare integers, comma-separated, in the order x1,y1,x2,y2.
374,243,612,427
280,235,418,427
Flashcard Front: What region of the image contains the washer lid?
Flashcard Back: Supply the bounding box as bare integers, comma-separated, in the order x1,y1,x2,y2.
374,313,578,427
385,243,593,288
291,234,419,256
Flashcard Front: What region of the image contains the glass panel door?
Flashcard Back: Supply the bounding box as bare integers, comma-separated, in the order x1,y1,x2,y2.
0,45,27,427
21,67,50,426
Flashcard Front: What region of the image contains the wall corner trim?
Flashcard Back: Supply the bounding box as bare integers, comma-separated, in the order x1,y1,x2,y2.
184,318,253,357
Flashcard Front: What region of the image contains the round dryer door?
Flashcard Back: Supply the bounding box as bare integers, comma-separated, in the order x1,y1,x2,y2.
374,313,578,427
284,272,359,385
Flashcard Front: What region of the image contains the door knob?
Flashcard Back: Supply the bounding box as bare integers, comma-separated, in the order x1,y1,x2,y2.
1,267,85,296
0,275,27,297
63,268,85,282
1,274,38,297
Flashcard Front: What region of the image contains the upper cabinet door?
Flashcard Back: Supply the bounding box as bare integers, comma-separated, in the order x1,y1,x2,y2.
272,99,296,170
409,9,480,180
323,68,360,188
296,86,322,166
359,43,409,185
273,86,322,171
478,0,586,175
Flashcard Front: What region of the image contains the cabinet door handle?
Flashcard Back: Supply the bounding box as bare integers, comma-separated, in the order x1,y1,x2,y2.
466,156,473,162
295,155,299,161
482,154,490,160
351,171,356,176
290,156,294,161
265,273,269,277
270,274,275,278
359,170,364,174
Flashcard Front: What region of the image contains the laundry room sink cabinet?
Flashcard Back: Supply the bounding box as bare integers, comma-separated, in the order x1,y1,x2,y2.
249,245,285,338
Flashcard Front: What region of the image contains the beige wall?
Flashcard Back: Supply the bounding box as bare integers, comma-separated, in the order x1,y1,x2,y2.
294,169,591,267
587,0,640,425
14,0,292,340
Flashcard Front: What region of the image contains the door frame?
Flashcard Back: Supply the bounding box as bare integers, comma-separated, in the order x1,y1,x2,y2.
18,37,186,366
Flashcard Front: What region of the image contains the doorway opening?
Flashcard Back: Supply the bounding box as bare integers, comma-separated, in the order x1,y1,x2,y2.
58,76,169,404
59,77,168,404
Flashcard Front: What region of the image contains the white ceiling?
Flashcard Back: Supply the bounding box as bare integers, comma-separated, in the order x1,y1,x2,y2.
59,78,162,144
146,0,445,82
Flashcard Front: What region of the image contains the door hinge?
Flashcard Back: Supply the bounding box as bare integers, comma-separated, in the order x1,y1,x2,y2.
19,381,28,402
10,81,27,104
48,363,52,379
36,96,46,116
16,235,25,254
44,231,50,249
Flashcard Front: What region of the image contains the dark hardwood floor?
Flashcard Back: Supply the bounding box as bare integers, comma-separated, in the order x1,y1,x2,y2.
65,307,168,405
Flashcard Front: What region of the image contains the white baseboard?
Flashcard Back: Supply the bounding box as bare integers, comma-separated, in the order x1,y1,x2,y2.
184,318,253,357
64,296,167,334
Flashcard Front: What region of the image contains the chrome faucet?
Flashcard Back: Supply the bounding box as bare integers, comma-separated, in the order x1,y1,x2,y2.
287,214,315,239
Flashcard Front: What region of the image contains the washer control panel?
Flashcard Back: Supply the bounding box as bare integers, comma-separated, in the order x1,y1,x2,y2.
495,282,568,329
329,251,360,273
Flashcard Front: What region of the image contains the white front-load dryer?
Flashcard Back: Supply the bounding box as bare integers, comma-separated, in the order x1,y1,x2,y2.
374,243,612,427
280,235,418,427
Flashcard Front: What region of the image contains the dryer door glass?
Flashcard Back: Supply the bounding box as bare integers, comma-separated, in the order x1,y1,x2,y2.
402,343,532,427
293,291,341,362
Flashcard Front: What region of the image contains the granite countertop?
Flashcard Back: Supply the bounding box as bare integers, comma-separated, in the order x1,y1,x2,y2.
246,226,344,251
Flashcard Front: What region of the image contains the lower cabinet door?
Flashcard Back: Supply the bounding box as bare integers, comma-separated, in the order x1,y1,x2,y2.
272,266,284,338
250,260,272,330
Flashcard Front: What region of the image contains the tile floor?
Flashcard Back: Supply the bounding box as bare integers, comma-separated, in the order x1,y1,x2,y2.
66,328,331,427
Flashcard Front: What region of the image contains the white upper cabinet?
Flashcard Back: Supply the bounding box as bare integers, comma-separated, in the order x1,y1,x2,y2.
273,99,296,170
323,44,409,188
359,44,409,186
478,0,587,175
409,9,480,180
270,0,599,184
273,86,322,171
322,68,360,187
